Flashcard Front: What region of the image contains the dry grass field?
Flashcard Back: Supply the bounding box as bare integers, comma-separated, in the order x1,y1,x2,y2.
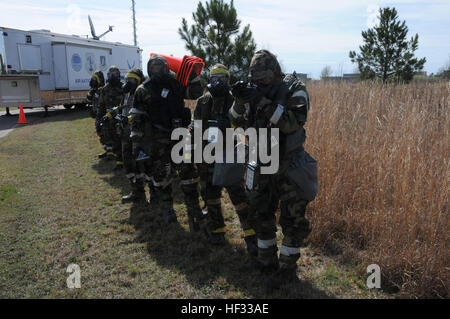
305,81,449,298
0,107,384,299
0,81,447,299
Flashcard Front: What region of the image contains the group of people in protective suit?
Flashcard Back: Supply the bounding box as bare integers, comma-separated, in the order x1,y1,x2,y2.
86,50,318,291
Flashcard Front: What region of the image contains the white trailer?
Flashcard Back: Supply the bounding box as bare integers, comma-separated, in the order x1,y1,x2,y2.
0,26,142,114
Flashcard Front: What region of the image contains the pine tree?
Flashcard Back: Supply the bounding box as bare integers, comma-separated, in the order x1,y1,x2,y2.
178,0,257,82
349,7,426,83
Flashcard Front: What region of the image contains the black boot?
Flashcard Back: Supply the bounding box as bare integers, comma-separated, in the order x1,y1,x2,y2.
161,208,177,224
113,162,124,171
238,235,260,271
148,182,159,204
106,151,115,161
263,265,298,292
122,191,146,204
188,211,202,232
187,207,208,233
243,244,279,274
98,151,108,159
210,231,226,245
239,255,279,274
244,235,258,258
238,257,264,273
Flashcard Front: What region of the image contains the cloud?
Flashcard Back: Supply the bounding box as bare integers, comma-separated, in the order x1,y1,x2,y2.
366,4,380,28
1,0,449,78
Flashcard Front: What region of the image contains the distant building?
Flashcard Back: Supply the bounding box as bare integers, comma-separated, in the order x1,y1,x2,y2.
288,71,309,81
342,73,360,81
322,73,360,82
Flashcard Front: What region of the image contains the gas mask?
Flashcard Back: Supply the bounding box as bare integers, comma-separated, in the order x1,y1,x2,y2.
207,75,230,97
248,50,281,95
107,69,121,86
148,58,170,83
122,78,138,94
89,77,99,89
251,77,274,97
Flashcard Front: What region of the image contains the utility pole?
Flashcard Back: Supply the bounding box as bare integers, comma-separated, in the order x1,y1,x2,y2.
132,0,137,46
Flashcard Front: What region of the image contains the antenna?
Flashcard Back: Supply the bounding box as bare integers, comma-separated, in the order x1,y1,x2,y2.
88,15,114,40
88,15,97,39
131,0,137,46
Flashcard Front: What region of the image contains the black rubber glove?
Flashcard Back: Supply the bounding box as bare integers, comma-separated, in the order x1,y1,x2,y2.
231,81,262,105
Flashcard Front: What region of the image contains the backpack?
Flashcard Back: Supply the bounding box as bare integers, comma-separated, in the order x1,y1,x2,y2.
283,72,310,111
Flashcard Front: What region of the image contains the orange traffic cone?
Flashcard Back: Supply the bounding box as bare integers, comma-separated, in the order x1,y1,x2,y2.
17,104,28,124
150,53,205,86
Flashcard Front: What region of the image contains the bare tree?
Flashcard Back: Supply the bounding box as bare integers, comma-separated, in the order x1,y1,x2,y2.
320,65,333,79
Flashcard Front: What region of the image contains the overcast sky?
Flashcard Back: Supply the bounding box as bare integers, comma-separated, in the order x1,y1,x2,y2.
1,0,449,78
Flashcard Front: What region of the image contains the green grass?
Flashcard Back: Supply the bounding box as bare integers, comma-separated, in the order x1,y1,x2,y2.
0,109,388,298
0,185,18,202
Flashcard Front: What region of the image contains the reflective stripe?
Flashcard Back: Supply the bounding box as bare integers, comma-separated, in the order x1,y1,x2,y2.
152,179,162,187
130,108,147,115
210,67,230,77
280,245,300,256
207,198,221,205
107,151,114,155
212,227,227,233
230,106,244,119
257,238,277,249
152,178,173,188
292,90,309,110
243,228,256,237
234,202,248,211
126,173,135,179
292,90,308,101
144,174,152,181
269,104,284,125
106,112,113,119
292,90,308,99
125,72,142,84
180,177,200,185
93,73,101,85
116,161,124,165
130,130,144,138
128,116,132,124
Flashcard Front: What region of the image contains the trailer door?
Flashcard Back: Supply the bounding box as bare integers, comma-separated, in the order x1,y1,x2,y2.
17,44,42,72
52,44,69,89
65,44,110,91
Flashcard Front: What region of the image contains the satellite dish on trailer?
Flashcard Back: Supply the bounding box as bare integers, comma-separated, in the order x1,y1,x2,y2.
88,15,114,40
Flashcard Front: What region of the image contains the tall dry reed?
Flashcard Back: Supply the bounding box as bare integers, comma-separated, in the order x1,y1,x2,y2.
305,81,449,298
